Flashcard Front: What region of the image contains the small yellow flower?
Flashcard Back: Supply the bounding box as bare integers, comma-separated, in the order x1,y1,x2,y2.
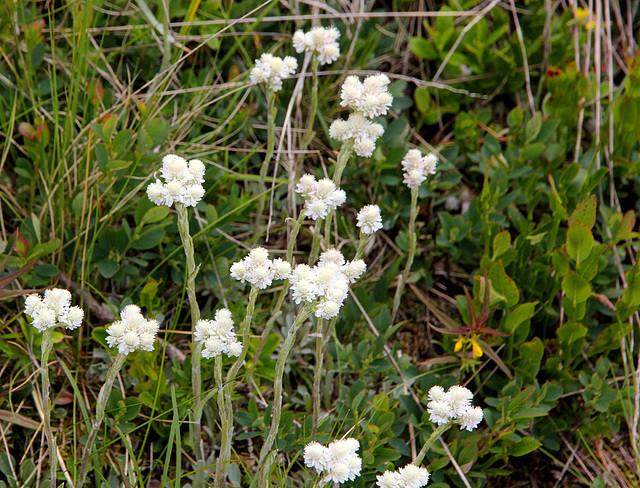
470,335,483,358
454,336,464,353
575,7,589,19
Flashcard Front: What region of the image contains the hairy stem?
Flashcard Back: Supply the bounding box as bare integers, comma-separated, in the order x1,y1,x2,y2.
255,305,314,484
413,423,452,466
77,353,127,488
176,203,205,483
301,56,320,151
391,186,419,322
40,329,57,488
312,317,337,436
257,90,277,227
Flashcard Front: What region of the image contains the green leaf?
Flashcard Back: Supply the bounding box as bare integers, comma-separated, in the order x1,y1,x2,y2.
131,228,165,250
112,129,134,154
492,230,511,260
520,143,546,161
566,222,594,264
569,195,596,229
503,302,537,334
141,206,170,226
92,327,109,350
557,322,588,344
524,112,542,142
562,271,592,305
97,259,119,278
106,160,132,171
457,442,478,465
102,114,119,139
511,437,541,456
489,260,519,307
408,37,438,60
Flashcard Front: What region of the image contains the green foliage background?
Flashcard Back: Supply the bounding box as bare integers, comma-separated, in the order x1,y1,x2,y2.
1,0,640,487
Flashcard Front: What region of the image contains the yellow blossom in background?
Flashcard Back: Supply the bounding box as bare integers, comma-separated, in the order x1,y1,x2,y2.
575,7,596,30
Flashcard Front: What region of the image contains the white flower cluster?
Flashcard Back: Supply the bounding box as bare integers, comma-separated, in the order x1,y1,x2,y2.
194,308,242,359
147,154,206,207
376,464,430,488
250,53,298,92
229,247,292,290
356,204,383,235
295,174,347,220
289,248,366,319
304,438,362,484
340,74,393,118
401,149,438,189
427,385,484,431
106,305,160,355
24,288,84,332
292,26,340,65
329,112,385,157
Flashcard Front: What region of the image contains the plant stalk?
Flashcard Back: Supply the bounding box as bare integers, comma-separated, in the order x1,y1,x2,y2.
391,186,419,322
301,56,320,151
257,90,277,227
77,352,127,488
312,317,337,436
176,203,205,484
255,304,314,484
40,328,57,488
413,423,452,466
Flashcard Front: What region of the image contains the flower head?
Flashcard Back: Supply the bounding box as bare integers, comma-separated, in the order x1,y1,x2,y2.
194,308,241,359
230,247,289,290
426,384,483,430
292,26,341,65
356,204,383,234
305,438,362,484
251,53,298,92
376,464,429,488
340,74,393,118
106,305,160,355
24,288,84,332
147,154,206,207
330,112,385,157
295,174,347,220
401,149,438,189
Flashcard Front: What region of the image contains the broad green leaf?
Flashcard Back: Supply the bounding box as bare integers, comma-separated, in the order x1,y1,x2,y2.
503,302,537,334
408,37,438,60
493,230,511,260
511,437,541,457
562,271,592,305
112,129,134,154
520,143,546,161
566,222,594,264
557,322,588,344
569,194,596,228
97,259,119,278
524,112,542,142
141,206,170,226
489,260,519,307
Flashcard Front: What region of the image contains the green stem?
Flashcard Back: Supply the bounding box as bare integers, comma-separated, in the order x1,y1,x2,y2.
309,217,324,264
301,56,320,151
213,286,259,487
255,305,314,484
354,234,370,260
257,90,277,226
413,423,452,466
40,329,57,488
176,203,205,483
77,353,127,488
391,186,419,323
312,317,337,436
331,140,353,187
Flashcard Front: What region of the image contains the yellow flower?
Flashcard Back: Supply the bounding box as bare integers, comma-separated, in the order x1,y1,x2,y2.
471,335,483,358
575,7,589,19
454,336,464,353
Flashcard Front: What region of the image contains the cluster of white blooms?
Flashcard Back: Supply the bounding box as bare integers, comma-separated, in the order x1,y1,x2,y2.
229,247,292,290
340,74,393,118
106,305,160,355
401,149,438,189
376,464,430,488
289,249,366,319
147,154,206,207
250,53,298,92
356,204,383,235
304,438,362,484
292,26,341,65
24,288,84,332
295,174,347,220
329,112,385,157
194,308,242,359
426,385,484,431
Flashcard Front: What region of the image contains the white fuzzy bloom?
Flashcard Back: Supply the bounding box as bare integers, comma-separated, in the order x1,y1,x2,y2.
296,175,346,219
340,74,393,118
319,248,346,266
342,260,367,283
230,247,289,289
401,149,438,189
194,308,241,359
147,154,207,207
24,289,84,332
460,406,484,431
330,112,385,157
306,438,361,484
315,299,341,319
357,205,383,234
427,385,483,431
398,464,430,488
292,26,340,65
250,53,297,92
106,305,159,355
376,470,403,488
